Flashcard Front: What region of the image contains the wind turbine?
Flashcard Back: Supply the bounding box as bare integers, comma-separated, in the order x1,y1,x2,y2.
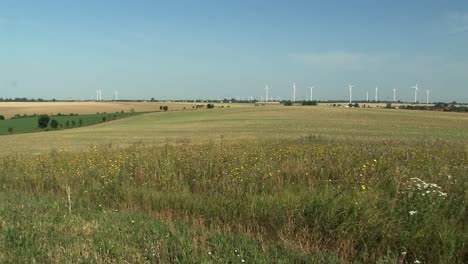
265,85,269,102
411,84,419,103
115,90,118,101
96,90,99,101
348,84,354,104
375,86,378,102
310,86,315,101
426,89,430,104
393,88,397,102
293,83,296,102
366,91,369,102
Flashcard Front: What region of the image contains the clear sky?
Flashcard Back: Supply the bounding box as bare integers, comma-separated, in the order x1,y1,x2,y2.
1,0,467,102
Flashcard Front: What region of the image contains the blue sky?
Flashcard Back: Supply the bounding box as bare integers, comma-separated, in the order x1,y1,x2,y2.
1,0,467,102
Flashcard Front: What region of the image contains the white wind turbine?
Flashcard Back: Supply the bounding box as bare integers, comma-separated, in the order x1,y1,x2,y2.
375,86,378,101
426,89,430,104
393,88,397,102
115,90,118,101
265,85,269,102
310,86,315,101
366,91,369,102
411,84,419,103
293,83,296,102
348,84,354,104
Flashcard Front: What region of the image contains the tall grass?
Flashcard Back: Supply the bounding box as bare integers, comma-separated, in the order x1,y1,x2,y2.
0,139,466,263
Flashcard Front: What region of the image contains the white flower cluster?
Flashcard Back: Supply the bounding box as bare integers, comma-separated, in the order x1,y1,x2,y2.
404,177,448,198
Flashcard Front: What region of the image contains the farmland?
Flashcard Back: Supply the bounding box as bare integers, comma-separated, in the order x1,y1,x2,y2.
0,104,467,263
0,112,140,135
0,104,467,154
0,101,206,119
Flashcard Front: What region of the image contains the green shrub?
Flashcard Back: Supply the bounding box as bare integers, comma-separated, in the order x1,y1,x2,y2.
38,115,50,128
50,119,59,129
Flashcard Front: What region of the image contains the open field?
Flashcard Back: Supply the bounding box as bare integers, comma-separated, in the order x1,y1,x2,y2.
0,105,467,263
0,106,467,154
0,101,247,119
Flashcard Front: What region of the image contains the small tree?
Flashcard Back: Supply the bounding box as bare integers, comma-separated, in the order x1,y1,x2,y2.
0,115,5,120
38,115,50,128
102,116,107,122
71,120,76,127
65,120,70,127
354,103,360,108
284,101,293,106
159,106,163,110
8,127,13,133
78,119,83,126
163,106,168,111
207,103,215,109
50,119,59,129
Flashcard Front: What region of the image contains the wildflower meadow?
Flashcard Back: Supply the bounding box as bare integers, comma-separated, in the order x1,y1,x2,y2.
0,137,465,263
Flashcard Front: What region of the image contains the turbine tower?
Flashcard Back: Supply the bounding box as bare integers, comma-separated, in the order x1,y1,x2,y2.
348,84,354,104
310,86,314,101
393,88,397,102
99,90,102,101
265,85,269,102
115,90,118,101
293,83,296,102
426,89,430,104
375,86,378,102
366,91,369,102
96,90,99,101
411,84,419,103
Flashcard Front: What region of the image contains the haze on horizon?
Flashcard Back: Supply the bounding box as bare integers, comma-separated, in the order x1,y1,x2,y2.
1,0,467,102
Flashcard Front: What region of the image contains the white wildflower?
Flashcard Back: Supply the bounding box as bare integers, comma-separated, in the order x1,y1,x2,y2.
409,210,417,216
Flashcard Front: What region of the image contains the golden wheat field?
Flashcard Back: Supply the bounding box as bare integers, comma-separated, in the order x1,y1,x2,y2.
0,101,250,119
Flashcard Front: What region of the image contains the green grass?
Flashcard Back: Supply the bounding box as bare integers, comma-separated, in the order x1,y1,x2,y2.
0,191,324,263
0,112,140,135
0,139,466,263
0,106,467,262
